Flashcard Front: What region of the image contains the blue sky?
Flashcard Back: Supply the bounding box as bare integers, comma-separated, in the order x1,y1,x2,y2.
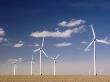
0,0,110,75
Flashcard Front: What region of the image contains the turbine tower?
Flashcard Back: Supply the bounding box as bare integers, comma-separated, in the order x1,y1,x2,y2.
30,55,34,75
49,55,60,76
33,38,48,75
85,24,110,76
12,62,16,76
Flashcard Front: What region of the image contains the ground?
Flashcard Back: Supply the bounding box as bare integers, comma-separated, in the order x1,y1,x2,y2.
0,75,110,82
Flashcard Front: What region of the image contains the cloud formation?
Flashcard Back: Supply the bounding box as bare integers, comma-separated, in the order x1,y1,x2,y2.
30,25,85,38
0,28,8,43
30,19,86,38
0,28,5,36
26,43,39,47
13,41,24,48
31,29,73,38
34,43,39,47
80,41,89,44
55,42,72,47
58,19,85,28
0,37,8,43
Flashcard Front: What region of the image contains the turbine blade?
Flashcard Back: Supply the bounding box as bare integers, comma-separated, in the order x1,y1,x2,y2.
33,48,40,52
41,37,45,48
91,24,96,38
96,39,110,44
42,50,48,58
85,40,94,51
55,55,60,59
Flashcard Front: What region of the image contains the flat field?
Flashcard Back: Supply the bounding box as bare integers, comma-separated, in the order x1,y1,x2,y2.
0,75,110,82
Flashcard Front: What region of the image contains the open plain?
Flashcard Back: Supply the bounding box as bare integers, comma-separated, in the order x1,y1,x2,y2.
0,75,110,82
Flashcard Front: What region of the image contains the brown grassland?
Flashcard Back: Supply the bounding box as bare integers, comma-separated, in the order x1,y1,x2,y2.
0,75,110,82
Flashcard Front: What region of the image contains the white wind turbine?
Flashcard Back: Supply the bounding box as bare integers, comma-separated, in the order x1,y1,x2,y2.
49,55,60,76
89,68,91,75
30,55,35,75
33,38,48,75
9,58,23,76
85,24,110,76
99,69,102,75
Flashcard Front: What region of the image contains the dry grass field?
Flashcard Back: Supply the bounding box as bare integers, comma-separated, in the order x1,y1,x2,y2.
0,75,110,82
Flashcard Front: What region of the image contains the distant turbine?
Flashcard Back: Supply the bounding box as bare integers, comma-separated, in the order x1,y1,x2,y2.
30,55,34,76
98,69,102,75
85,24,110,76
9,58,23,76
89,68,91,75
33,38,48,75
49,55,60,76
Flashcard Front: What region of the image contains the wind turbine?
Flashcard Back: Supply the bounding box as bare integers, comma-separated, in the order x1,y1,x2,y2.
85,24,110,76
9,58,23,76
89,68,91,75
49,55,60,76
33,38,48,75
99,69,102,75
30,55,35,75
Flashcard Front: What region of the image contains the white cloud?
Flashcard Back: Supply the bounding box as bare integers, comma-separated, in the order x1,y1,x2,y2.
30,25,85,38
31,29,72,38
0,28,5,36
13,41,24,48
0,37,8,43
58,21,67,27
84,48,91,52
55,42,72,47
26,43,39,47
0,37,4,43
58,19,85,28
80,41,89,44
0,28,8,43
30,19,86,38
34,43,39,47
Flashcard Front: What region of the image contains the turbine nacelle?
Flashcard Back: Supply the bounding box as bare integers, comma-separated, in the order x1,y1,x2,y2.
33,38,48,58
31,61,35,64
11,62,17,64
49,55,60,60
